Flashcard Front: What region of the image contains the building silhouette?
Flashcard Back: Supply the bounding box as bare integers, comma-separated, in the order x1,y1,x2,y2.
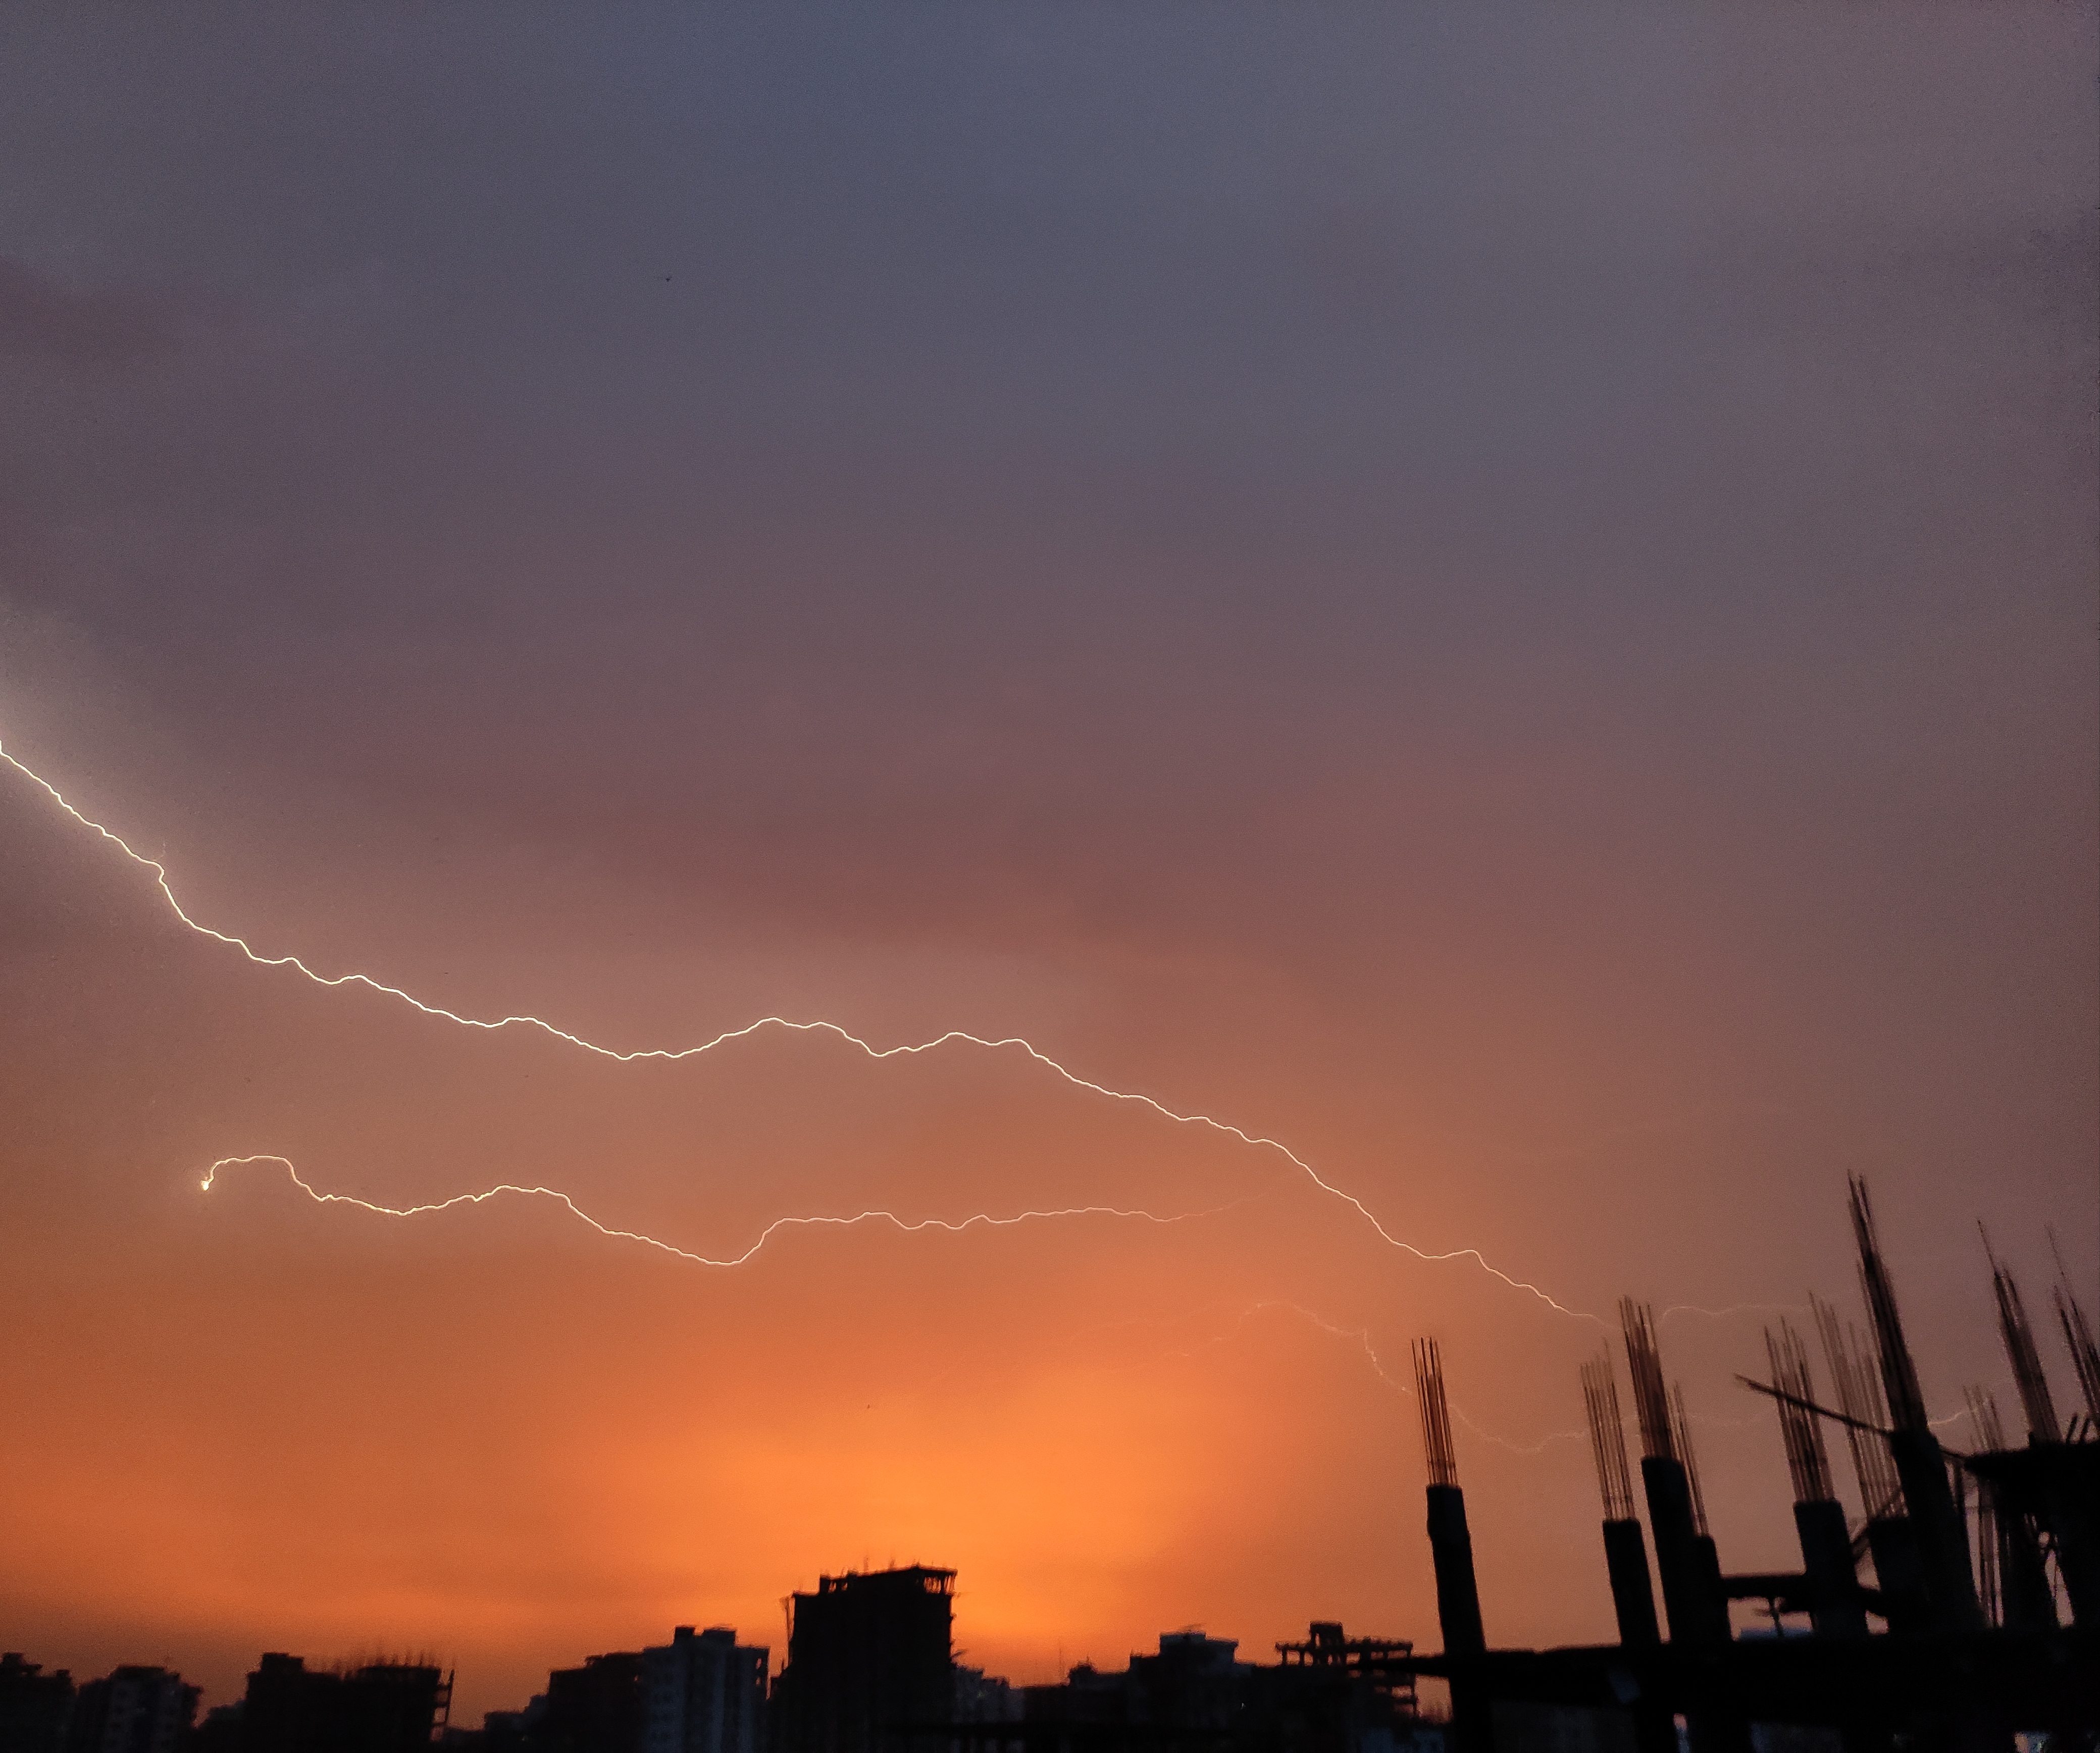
189,1707,242,1753
238,1654,450,1753
1012,1626,1424,1753
1400,1178,2100,1745
471,1698,542,1753
1,1654,77,1753
641,1629,766,1753
1128,1634,1245,1735
65,1668,198,1753
948,1668,1018,1746
768,1568,953,1753
541,1655,645,1753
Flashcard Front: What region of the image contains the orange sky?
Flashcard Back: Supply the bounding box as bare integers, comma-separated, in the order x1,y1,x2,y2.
2,724,2091,1718
2,0,2094,1727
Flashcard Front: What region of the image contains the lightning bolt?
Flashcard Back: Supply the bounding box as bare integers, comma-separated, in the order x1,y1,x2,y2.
1106,1297,1418,1391
1658,1300,1811,1325
1241,1302,1587,1454
1112,1298,1590,1456
199,1154,1232,1266
3,739,1589,1318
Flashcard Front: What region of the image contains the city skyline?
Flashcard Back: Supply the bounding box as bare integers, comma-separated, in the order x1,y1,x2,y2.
3,0,2094,1730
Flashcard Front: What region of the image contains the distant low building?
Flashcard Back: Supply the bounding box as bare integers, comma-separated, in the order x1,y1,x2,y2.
541,1654,646,1753
474,1694,544,1753
191,1704,244,1753
950,1664,1021,1753
1129,1633,1246,1731
1021,1625,1428,1753
1021,1633,1246,1739
948,1668,1017,1730
0,1653,76,1753
240,1652,451,1753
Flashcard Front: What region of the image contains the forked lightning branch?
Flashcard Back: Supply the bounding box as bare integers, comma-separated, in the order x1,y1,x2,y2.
1,739,1583,1316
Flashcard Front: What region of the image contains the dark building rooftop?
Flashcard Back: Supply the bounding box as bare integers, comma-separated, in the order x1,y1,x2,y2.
239,1653,451,1753
770,1569,955,1753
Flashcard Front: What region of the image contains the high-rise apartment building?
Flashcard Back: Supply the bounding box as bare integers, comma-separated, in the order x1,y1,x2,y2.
641,1629,765,1753
64,1668,198,1753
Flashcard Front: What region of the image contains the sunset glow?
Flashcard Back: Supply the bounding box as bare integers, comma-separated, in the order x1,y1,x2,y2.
2,1,2092,1733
